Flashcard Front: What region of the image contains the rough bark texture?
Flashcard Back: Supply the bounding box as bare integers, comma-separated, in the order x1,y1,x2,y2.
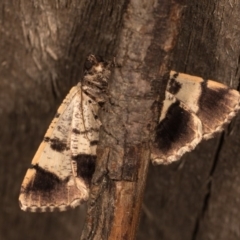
80,1,185,239
1,1,240,240
138,1,240,240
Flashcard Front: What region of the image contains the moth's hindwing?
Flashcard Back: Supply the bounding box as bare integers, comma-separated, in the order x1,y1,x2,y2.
19,84,100,212
151,71,240,164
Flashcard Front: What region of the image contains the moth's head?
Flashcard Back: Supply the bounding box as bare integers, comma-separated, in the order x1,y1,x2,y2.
82,55,111,102
84,55,110,75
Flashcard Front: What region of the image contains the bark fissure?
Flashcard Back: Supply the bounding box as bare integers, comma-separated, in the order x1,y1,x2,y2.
191,133,225,240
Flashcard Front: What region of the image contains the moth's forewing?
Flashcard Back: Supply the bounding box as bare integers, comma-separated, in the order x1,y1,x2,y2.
151,92,202,164
19,85,97,212
151,71,240,164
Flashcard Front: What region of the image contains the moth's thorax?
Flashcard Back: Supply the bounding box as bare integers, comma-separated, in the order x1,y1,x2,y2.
82,55,111,103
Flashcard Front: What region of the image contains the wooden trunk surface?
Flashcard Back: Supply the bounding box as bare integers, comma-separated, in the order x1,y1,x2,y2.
138,1,240,240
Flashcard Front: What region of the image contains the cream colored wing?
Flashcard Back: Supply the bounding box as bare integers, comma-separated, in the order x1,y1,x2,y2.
19,84,100,212
167,71,240,139
151,71,240,164
151,92,202,164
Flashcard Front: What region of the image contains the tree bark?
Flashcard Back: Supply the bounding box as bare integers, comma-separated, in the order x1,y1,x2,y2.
80,1,185,239
138,1,240,240
1,1,240,240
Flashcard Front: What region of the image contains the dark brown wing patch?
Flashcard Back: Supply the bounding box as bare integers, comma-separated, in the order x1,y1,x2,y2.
151,93,202,164
198,80,240,139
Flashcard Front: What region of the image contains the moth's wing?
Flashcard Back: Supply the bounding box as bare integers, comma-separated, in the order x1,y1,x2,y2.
167,71,240,139
151,92,202,164
19,84,98,212
151,71,240,165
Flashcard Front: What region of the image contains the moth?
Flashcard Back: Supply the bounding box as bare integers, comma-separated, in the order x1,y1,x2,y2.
19,55,240,212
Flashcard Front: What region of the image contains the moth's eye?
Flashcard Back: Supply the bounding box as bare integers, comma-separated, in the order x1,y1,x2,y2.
85,60,93,70
95,55,104,63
